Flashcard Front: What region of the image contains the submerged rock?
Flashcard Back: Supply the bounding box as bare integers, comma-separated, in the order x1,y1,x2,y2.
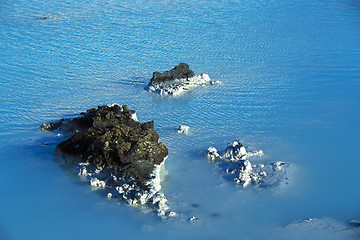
35,15,57,21
207,141,288,188
147,63,220,95
40,121,63,131
350,220,360,227
41,104,173,216
285,218,360,239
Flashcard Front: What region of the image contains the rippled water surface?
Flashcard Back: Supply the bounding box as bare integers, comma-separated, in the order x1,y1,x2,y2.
1,0,360,239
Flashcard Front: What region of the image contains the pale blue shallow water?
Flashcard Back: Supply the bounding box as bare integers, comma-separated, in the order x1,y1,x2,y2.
1,0,360,239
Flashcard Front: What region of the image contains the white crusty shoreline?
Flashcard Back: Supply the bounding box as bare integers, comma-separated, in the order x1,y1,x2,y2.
56,152,175,217
147,63,220,95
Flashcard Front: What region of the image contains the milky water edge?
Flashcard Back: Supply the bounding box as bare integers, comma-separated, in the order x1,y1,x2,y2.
1,0,360,239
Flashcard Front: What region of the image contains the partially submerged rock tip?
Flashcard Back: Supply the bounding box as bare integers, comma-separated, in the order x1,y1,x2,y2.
177,125,189,134
35,15,57,21
147,63,221,95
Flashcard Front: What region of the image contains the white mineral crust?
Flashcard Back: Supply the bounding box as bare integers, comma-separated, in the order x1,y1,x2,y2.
177,125,190,134
207,141,288,188
90,178,106,188
207,147,220,161
222,141,248,161
131,113,138,121
148,73,220,96
58,154,173,217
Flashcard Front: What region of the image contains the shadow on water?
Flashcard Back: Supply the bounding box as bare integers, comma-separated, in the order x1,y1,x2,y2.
351,0,360,9
0,223,10,240
118,77,149,87
349,0,360,22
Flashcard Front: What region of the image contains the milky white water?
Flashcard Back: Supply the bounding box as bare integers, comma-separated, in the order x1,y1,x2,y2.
1,0,360,239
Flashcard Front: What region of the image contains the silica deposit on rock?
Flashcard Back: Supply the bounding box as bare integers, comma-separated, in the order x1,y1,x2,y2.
207,141,289,188
41,104,174,216
147,63,220,95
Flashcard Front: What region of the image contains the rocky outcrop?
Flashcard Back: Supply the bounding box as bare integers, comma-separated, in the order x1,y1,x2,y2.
147,63,220,95
207,141,289,188
41,104,174,216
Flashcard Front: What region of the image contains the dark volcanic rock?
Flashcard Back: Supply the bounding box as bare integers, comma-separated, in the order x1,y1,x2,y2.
150,63,196,84
41,104,176,217
41,104,168,184
147,63,219,95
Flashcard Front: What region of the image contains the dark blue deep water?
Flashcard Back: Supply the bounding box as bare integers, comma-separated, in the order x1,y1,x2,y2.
1,0,360,239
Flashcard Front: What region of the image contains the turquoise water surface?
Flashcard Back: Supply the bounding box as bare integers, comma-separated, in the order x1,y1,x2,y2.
1,0,360,239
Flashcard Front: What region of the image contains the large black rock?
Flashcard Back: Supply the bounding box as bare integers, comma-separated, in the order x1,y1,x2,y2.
41,104,168,184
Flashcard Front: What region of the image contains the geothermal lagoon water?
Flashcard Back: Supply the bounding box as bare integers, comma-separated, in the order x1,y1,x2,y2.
1,0,360,239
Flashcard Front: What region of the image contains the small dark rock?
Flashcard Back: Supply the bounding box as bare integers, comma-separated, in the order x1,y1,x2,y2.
150,63,196,84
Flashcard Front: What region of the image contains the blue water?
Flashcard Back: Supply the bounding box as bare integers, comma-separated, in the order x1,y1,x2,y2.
1,0,360,239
